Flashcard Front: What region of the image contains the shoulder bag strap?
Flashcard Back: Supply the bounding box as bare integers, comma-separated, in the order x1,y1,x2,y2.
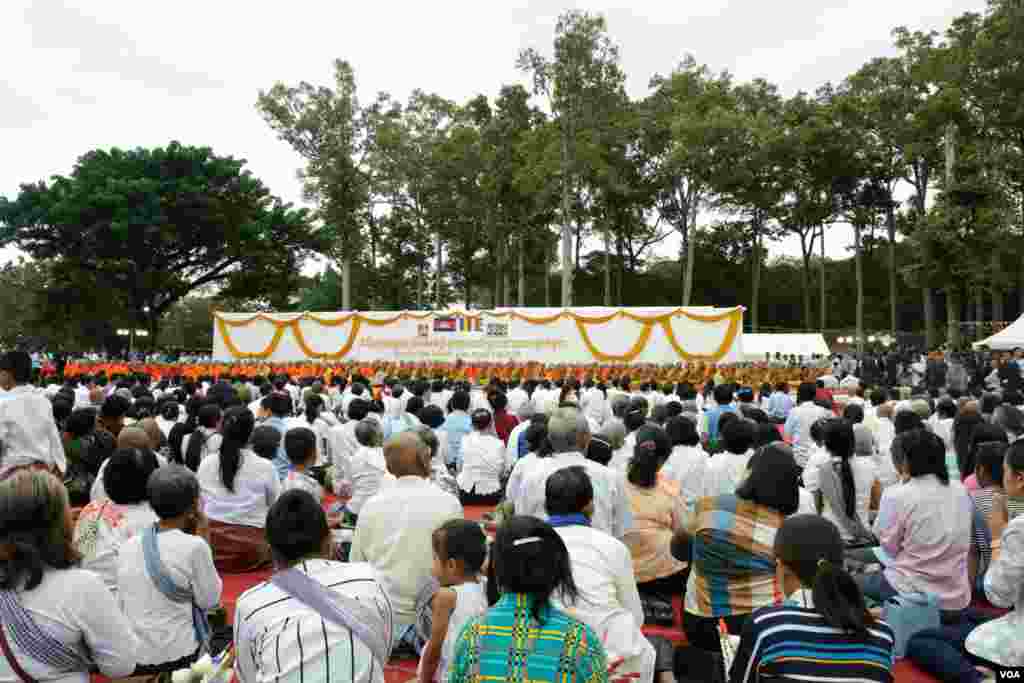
0,624,38,683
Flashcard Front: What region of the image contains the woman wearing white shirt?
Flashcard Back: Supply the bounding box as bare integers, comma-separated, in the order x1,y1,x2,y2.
74,448,160,596
457,410,511,506
197,407,280,572
661,415,708,519
0,470,138,683
286,395,337,466
344,419,394,520
805,420,877,543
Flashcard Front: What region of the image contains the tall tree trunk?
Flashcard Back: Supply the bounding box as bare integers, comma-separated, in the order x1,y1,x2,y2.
750,216,761,332
819,223,826,332
924,289,936,349
416,264,423,310
341,257,352,311
886,204,897,337
801,250,813,331
945,121,959,348
1018,268,1024,321
683,203,697,307
503,259,512,308
854,222,865,354
434,232,443,309
975,289,985,323
560,135,573,308
544,245,552,308
947,291,962,349
517,237,526,307
616,235,625,306
603,230,612,306
493,236,503,309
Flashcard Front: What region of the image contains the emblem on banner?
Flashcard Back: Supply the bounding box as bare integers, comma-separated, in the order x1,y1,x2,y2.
434,315,482,334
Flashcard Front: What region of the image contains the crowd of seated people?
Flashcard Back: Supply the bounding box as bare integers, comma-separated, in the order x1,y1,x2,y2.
1,347,1023,683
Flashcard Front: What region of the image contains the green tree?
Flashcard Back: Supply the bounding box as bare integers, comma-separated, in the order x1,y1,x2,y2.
257,60,369,310
0,142,316,339
518,10,627,306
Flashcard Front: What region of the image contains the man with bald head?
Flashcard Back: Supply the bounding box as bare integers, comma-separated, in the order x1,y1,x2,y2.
350,431,462,648
515,406,631,539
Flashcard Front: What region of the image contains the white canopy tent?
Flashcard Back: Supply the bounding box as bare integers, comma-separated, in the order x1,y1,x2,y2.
973,315,1024,350
741,333,831,362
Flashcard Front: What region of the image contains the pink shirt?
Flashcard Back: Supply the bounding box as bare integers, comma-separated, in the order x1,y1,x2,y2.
879,475,973,610
964,474,980,491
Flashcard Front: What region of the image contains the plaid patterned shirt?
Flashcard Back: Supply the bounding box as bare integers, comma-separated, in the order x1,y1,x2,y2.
684,494,783,618
449,593,608,683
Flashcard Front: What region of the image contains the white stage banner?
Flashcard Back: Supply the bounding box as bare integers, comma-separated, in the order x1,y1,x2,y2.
213,306,744,365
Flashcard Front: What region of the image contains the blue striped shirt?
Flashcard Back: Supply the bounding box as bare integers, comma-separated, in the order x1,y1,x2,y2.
730,602,895,683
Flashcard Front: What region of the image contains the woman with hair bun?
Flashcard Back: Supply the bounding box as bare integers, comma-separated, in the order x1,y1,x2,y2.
448,516,608,683
730,514,895,683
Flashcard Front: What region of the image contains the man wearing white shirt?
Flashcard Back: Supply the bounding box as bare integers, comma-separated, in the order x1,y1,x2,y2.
0,351,66,479
546,466,658,683
350,432,462,648
507,380,530,417
783,382,831,469
703,417,756,498
516,406,631,540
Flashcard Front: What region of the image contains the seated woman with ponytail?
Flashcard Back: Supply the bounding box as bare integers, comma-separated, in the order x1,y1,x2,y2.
449,516,609,683
197,407,281,572
181,403,223,471
730,514,895,683
0,470,137,683
804,419,877,544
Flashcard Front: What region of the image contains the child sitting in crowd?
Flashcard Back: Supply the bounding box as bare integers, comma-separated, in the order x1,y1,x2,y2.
417,519,489,683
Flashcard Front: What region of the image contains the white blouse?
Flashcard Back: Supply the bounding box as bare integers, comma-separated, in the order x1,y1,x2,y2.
0,568,138,683
347,446,395,515
197,448,281,528
455,432,510,496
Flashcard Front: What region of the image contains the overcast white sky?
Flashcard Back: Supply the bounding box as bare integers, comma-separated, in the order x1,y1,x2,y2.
1,0,986,272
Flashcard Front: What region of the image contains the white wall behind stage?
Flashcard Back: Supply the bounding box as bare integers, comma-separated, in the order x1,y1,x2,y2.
212,307,744,365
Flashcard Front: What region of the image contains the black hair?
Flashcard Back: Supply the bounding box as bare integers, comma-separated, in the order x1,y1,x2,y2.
148,465,200,519
1006,440,1024,479
713,384,733,406
101,394,131,419
525,420,550,457
936,398,957,420
775,515,877,636
304,394,324,425
666,415,699,447
624,405,647,433
347,398,370,422
995,404,1024,436
965,422,1008,482
975,441,1006,486
797,382,816,403
431,519,487,574
161,401,180,421
471,409,493,431
104,447,159,505
267,392,292,418
893,410,924,434
627,425,672,488
722,417,756,455
65,407,97,438
492,516,579,624
266,490,329,566
545,465,594,516
489,392,509,412
185,403,223,472
754,421,779,448
451,391,470,412
585,436,613,466
252,425,282,460
736,443,801,515
842,404,864,424
218,407,255,492
406,396,425,416
0,351,32,383
981,392,1002,415
902,429,950,485
285,427,317,466
824,419,857,519
418,404,445,429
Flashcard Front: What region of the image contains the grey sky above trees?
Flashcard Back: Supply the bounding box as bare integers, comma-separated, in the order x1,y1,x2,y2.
1,0,984,265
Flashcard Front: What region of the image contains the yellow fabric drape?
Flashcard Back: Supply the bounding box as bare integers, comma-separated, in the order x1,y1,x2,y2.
659,309,742,361
216,318,289,359
574,319,655,363
290,318,362,360
214,307,744,362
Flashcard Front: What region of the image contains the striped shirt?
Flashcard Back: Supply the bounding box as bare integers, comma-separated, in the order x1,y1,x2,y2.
449,593,608,683
234,560,393,683
684,495,783,618
730,602,895,683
